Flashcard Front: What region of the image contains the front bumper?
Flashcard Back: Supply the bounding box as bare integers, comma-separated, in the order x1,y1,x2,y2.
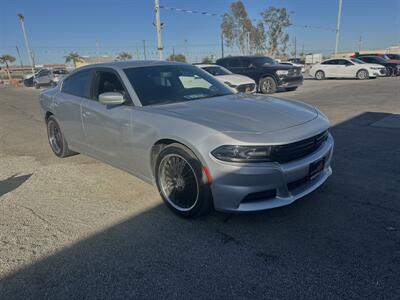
208,133,334,212
277,75,303,88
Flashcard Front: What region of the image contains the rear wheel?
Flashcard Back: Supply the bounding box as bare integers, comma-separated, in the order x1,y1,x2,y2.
155,143,213,218
356,69,369,80
34,82,40,89
259,77,277,94
46,116,77,158
315,70,325,80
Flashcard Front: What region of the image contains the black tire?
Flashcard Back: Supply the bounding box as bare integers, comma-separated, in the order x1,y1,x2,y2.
356,69,369,80
259,77,277,94
155,143,213,218
386,67,393,77
315,70,325,80
285,87,297,92
50,81,57,87
46,116,77,158
34,82,40,89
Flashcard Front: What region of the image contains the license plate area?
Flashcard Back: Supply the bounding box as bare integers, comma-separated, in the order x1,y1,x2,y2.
309,157,325,179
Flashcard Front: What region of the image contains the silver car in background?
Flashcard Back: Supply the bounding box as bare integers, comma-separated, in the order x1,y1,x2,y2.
39,61,333,217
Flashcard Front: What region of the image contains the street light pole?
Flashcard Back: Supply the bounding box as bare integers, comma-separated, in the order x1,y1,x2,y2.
143,40,147,60
334,0,343,55
154,0,163,60
17,13,35,78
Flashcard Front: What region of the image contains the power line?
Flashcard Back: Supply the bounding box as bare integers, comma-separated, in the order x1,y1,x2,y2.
159,5,336,32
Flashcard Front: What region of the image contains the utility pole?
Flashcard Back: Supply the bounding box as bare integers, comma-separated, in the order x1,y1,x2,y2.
142,40,147,60
221,30,224,58
358,36,362,52
96,39,100,63
335,0,343,55
247,32,251,55
294,36,297,58
17,13,35,78
154,0,163,60
184,38,189,62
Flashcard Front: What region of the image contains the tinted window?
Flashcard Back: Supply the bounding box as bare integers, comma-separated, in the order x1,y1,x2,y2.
337,59,352,65
227,58,243,68
321,60,335,65
124,65,233,106
252,57,277,66
94,71,125,100
62,69,92,98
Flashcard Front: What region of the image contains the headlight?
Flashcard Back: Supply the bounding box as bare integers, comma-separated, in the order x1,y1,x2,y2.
276,70,289,76
211,145,272,162
223,81,237,88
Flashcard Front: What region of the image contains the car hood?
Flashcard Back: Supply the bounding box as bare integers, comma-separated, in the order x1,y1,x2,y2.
216,74,255,85
156,94,318,133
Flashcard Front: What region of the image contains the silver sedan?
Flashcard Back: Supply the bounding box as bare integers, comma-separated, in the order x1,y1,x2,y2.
39,61,333,217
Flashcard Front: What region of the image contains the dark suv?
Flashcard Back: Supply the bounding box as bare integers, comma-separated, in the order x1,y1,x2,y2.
216,56,303,94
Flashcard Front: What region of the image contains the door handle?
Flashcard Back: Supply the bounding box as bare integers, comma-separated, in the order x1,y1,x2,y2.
82,111,91,117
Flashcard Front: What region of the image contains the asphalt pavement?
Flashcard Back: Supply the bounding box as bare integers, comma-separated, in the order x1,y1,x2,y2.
0,77,399,299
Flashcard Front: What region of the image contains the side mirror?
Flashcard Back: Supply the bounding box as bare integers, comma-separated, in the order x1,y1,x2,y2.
99,92,125,105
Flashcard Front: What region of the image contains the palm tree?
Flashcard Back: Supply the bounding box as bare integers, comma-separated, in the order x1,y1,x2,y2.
116,52,132,61
64,52,83,69
0,54,16,81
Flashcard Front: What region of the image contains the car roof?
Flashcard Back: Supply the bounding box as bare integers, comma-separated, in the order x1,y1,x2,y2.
76,60,187,71
217,56,269,60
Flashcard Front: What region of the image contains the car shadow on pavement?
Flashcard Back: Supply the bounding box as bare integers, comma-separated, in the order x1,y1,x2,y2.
0,174,32,198
1,112,399,299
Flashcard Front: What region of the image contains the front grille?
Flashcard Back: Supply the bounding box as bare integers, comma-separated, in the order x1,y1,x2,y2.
237,83,256,93
271,131,328,163
288,67,301,76
242,189,277,203
287,176,309,191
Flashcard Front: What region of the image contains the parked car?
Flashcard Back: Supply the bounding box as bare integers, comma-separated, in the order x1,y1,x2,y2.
385,54,400,60
216,56,303,94
33,69,69,88
39,61,333,217
23,68,45,87
195,64,256,93
310,58,386,80
351,53,400,64
280,61,305,73
356,56,400,76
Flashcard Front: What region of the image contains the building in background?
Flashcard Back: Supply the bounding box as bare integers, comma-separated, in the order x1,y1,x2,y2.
332,44,400,58
75,55,114,68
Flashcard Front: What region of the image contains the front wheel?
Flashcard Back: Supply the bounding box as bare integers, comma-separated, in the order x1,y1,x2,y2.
356,69,369,80
155,143,213,218
259,77,277,94
34,82,40,89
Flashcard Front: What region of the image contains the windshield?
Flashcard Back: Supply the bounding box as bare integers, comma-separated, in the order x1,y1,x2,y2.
368,56,386,63
202,66,232,76
253,57,277,66
350,58,365,64
124,65,234,106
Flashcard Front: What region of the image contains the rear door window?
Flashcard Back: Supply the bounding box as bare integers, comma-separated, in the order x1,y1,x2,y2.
62,69,92,98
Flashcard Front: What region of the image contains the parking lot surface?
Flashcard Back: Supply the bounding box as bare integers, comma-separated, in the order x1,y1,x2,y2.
1,78,399,299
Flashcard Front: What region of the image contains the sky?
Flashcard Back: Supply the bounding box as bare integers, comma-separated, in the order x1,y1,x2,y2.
1,0,399,64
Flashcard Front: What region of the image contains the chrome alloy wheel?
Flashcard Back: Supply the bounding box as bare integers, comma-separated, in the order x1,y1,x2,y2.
158,154,199,212
48,120,62,154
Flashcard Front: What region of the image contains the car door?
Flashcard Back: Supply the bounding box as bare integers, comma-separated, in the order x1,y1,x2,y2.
55,69,92,150
36,69,51,84
320,60,336,77
337,59,357,77
81,68,134,169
